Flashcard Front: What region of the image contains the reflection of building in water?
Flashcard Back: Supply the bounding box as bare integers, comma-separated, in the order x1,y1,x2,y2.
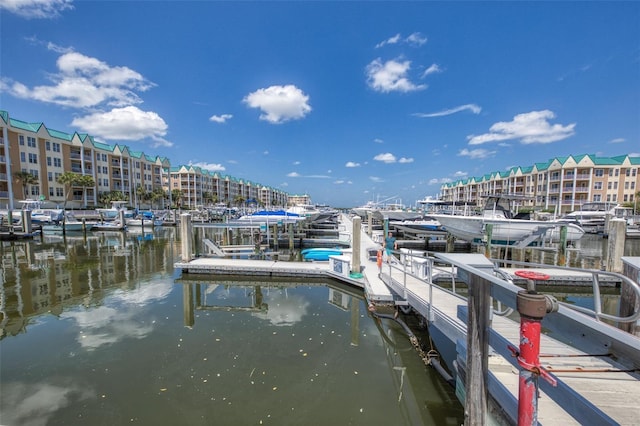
177,277,364,345
0,228,178,339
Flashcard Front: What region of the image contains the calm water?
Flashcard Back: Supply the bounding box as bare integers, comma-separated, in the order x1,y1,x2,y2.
0,228,464,426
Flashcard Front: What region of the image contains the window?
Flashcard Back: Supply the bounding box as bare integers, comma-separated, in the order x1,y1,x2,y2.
28,153,38,164
615,169,619,176
48,172,53,182
626,169,631,177
27,136,36,148
632,168,637,177
20,152,25,162
593,194,601,202
30,169,38,179
47,157,52,166
53,142,61,153
46,141,51,151
593,182,602,190
594,169,604,177
614,182,618,189
609,169,613,176
53,158,62,168
19,135,25,145
608,182,612,189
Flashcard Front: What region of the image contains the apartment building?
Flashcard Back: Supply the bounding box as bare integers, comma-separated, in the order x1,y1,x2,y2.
167,165,288,209
1,110,289,209
440,154,639,213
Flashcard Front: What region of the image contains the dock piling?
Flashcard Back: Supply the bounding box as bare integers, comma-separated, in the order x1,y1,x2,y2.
352,216,362,274
180,213,193,262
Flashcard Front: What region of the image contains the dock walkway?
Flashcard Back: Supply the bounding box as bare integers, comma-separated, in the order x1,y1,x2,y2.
175,213,640,425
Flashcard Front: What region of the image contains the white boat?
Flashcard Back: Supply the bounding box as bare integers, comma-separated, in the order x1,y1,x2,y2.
235,210,305,224
17,199,65,224
92,220,127,231
390,217,443,233
41,212,88,233
96,201,135,221
559,202,633,233
430,195,585,246
126,211,163,228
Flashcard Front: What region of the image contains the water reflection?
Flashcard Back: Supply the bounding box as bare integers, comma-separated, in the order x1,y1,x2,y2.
0,229,464,425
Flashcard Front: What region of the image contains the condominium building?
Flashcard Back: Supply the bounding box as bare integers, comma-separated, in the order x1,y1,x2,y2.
0,110,289,209
439,154,639,213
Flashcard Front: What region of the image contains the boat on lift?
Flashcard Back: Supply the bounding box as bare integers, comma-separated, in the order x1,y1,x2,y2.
430,194,585,246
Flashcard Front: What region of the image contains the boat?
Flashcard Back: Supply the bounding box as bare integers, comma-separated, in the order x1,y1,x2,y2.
235,210,306,224
41,212,88,233
301,247,344,261
126,211,163,228
96,201,135,221
430,195,585,246
559,202,633,234
389,217,444,233
92,220,127,231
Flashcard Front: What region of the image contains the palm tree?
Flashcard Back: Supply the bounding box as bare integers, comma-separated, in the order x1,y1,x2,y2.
13,171,39,199
171,189,183,209
57,172,95,209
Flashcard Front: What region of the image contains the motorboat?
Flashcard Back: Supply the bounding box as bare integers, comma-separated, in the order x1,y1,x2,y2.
235,210,305,224
559,202,633,234
126,211,163,228
41,212,88,233
92,220,127,231
430,195,585,246
389,217,443,233
96,201,135,221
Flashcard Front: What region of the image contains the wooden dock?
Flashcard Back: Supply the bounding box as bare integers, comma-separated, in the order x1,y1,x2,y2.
175,213,640,425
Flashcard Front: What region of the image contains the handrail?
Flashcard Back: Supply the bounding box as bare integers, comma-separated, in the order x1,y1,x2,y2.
490,258,640,324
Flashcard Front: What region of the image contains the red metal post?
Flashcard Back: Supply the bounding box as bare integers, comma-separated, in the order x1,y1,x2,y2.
509,271,558,426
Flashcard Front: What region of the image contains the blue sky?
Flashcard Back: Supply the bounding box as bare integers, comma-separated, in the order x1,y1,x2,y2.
1,1,638,208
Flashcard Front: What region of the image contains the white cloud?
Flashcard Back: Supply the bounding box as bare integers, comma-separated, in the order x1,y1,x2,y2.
413,104,481,118
373,138,384,144
369,176,384,182
0,0,73,19
345,161,360,167
209,114,233,123
287,172,301,177
366,58,426,93
3,51,153,108
293,161,301,165
287,172,330,179
458,148,496,159
375,32,427,48
189,161,225,171
375,33,402,48
398,157,414,163
374,152,396,163
422,63,442,77
405,32,428,46
71,106,172,147
467,110,575,145
609,138,625,144
243,84,312,124
453,170,468,177
429,177,452,185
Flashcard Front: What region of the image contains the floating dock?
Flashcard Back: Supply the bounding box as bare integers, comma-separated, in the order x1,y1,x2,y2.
175,213,640,425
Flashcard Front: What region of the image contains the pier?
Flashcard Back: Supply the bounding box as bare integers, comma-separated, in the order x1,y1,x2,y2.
175,213,640,425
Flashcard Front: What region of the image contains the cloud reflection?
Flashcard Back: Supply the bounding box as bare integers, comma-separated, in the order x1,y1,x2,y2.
1,380,94,426
61,280,172,350
254,292,310,326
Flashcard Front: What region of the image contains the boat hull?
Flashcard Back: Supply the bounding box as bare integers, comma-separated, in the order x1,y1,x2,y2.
432,214,584,245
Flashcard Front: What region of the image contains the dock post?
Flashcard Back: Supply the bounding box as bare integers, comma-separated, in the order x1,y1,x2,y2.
558,225,568,266
367,212,373,237
288,223,294,250
465,273,491,424
620,257,640,336
180,213,192,262
352,216,362,274
21,210,32,234
483,224,493,257
446,233,455,253
606,219,626,273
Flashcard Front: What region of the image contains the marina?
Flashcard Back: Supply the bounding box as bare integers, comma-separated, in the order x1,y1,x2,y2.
175,213,640,425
